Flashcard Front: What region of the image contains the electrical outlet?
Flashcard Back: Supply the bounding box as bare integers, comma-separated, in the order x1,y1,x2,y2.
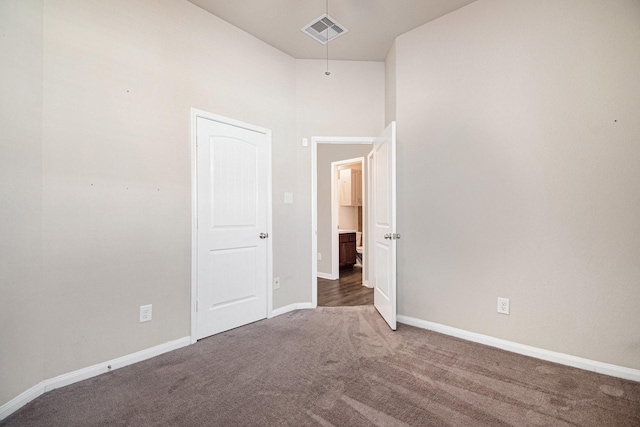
140,304,152,322
317,253,322,260
273,277,280,290
497,298,510,315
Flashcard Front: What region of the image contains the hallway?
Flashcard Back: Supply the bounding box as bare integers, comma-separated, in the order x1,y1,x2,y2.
317,267,373,306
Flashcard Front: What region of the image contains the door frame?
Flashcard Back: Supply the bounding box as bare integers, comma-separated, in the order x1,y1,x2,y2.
330,157,366,282
311,136,374,308
190,108,273,343
366,150,375,290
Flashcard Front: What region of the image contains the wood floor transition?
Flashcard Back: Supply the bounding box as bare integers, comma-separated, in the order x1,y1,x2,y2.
317,266,373,307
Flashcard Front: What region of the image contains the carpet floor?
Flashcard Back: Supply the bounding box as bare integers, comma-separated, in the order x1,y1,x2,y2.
2,306,639,426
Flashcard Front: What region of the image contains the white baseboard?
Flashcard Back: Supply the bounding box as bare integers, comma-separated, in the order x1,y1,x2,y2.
0,336,191,421
317,272,334,280
0,382,45,422
397,315,640,383
271,302,315,317
363,280,372,288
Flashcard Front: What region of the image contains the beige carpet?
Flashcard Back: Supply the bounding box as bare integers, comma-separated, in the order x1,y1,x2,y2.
3,306,639,426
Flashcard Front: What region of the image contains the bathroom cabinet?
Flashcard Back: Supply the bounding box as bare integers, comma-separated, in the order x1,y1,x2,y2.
339,169,362,206
339,232,357,269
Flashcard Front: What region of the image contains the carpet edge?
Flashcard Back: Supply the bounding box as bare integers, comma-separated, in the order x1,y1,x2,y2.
397,314,640,382
0,336,191,421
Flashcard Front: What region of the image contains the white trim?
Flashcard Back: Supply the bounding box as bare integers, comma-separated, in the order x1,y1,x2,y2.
366,150,374,291
311,137,374,308
271,302,315,318
0,337,191,421
316,272,334,280
190,109,198,343
0,382,44,421
190,108,273,338
397,315,640,383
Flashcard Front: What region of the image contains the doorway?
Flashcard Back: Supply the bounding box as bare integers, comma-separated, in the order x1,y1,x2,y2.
311,137,373,307
311,122,398,329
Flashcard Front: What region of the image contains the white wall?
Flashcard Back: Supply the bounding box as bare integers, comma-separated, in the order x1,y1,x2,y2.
0,0,45,406
1,0,299,406
396,0,640,369
296,59,385,294
385,40,396,126
1,3,386,408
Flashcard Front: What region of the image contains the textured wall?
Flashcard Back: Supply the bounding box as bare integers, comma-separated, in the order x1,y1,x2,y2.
0,0,45,406
1,0,298,406
385,40,396,126
396,0,640,369
295,59,385,300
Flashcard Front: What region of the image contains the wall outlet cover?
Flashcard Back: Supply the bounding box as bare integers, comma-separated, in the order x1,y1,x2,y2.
497,298,510,315
140,304,152,322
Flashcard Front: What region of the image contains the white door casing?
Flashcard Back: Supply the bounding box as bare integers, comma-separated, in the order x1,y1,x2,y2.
372,122,397,330
366,149,374,289
193,111,271,340
310,137,374,307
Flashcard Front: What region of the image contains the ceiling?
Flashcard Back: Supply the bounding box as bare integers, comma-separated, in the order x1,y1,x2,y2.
187,0,478,61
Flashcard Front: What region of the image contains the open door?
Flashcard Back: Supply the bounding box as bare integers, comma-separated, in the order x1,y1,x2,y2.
371,122,398,330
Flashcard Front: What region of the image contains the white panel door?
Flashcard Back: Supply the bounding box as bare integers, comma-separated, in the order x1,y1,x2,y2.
372,122,397,330
196,116,268,339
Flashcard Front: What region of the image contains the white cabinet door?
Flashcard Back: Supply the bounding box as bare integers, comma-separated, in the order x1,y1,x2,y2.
339,169,352,206
339,168,362,206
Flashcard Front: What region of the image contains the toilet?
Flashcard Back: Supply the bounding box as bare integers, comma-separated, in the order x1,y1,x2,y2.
355,231,364,267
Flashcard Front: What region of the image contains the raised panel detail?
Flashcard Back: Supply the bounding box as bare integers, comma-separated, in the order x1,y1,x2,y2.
210,136,257,228
207,246,257,308
375,242,390,300
375,143,389,226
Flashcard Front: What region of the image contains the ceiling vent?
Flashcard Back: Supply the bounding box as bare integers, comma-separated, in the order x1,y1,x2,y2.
301,14,348,45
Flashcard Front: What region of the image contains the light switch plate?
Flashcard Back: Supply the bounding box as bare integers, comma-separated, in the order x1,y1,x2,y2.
284,192,293,204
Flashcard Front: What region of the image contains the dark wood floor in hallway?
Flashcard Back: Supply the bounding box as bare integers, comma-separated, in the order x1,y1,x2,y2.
317,267,373,306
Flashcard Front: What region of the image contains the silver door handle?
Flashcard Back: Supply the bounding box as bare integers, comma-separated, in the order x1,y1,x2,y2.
384,234,392,239
259,233,269,239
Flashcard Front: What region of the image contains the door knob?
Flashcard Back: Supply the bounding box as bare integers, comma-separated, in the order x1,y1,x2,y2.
384,233,392,239
259,233,269,239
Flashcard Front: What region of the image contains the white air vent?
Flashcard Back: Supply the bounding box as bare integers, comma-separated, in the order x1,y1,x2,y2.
301,14,348,45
